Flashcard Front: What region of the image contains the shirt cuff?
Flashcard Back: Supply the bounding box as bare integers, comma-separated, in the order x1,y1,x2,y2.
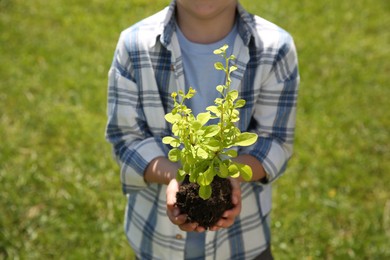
240,136,291,184
121,137,167,194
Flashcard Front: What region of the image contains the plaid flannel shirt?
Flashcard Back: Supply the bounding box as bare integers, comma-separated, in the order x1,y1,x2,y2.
106,1,299,259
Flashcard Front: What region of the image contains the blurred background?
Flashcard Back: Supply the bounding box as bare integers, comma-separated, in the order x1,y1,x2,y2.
0,0,389,259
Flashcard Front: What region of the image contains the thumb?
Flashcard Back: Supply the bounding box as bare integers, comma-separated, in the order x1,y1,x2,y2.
166,178,179,207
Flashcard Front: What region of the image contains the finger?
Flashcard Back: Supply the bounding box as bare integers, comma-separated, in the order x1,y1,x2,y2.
179,222,199,232
208,225,221,232
195,225,206,232
166,179,179,207
166,179,188,226
214,217,234,229
217,200,242,228
229,178,241,206
223,201,241,218
167,208,187,225
166,179,179,219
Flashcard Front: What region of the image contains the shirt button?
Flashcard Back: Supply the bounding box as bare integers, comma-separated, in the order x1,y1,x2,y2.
175,234,183,240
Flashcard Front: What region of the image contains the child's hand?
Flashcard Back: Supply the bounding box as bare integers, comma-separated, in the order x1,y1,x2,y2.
166,178,206,232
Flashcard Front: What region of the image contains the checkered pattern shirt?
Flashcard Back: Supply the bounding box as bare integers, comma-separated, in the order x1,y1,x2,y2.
106,1,299,259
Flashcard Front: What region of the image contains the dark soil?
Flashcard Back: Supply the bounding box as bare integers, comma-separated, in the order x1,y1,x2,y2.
175,176,233,228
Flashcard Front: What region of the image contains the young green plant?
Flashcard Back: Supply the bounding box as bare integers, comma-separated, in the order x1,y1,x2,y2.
163,44,258,200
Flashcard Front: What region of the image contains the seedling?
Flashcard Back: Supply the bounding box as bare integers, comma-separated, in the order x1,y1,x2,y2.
163,44,257,200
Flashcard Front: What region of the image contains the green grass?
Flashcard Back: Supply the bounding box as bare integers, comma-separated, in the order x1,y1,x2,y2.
1,0,389,259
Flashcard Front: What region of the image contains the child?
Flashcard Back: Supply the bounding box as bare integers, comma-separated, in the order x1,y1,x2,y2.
106,1,299,259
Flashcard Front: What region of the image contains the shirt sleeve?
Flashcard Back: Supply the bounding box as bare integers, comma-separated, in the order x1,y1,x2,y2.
105,32,167,194
240,33,300,183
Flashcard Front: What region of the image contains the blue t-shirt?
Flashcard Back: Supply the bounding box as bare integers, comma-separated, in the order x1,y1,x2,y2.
177,24,237,117
176,23,238,260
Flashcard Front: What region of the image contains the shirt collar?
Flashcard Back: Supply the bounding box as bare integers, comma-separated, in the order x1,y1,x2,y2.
236,2,258,46
159,0,177,47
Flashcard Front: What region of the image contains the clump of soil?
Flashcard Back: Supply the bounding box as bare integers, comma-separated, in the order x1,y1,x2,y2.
175,176,233,228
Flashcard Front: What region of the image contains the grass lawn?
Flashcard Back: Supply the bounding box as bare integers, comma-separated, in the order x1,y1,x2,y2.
1,0,389,259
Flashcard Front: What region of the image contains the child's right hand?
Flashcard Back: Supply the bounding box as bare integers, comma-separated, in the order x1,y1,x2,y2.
166,178,206,232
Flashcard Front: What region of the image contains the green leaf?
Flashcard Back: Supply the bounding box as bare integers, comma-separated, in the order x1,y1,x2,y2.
234,132,258,146
213,44,228,55
227,162,253,181
197,112,211,126
195,129,205,136
238,163,252,181
229,65,237,74
228,90,238,101
189,172,198,183
213,49,223,55
189,145,197,158
235,99,246,108
214,98,224,105
183,162,191,173
191,121,202,130
176,169,187,182
230,116,239,123
162,136,175,144
197,147,208,159
171,139,181,147
214,62,225,71
171,107,178,115
178,169,187,176
168,148,180,162
204,125,220,137
206,105,220,116
162,136,180,147
232,109,240,119
228,54,236,61
204,139,220,152
197,173,207,186
199,185,212,200
218,161,229,178
216,85,225,94
228,164,240,178
183,107,193,115
224,149,238,158
197,166,215,186
185,87,196,99
164,113,181,124
172,124,180,136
